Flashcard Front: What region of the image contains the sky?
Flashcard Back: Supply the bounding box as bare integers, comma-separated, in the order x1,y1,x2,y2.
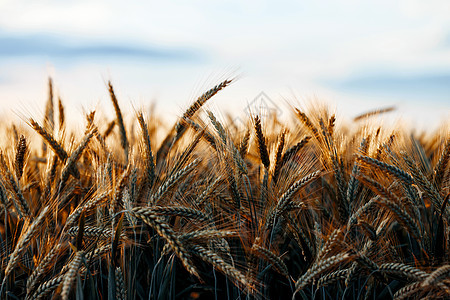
0,0,449,130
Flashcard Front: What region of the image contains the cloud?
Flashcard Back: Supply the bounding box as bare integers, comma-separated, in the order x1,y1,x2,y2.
325,72,450,102
0,32,202,62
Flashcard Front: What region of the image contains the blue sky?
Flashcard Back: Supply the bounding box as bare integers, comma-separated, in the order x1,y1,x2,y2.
0,0,449,128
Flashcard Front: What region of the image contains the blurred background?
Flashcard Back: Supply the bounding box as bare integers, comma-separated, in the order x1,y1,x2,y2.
0,0,449,130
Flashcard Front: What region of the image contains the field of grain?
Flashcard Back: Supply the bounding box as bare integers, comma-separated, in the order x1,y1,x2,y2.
0,78,448,299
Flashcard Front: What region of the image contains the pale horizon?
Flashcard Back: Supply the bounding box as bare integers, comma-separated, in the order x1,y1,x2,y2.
0,0,449,129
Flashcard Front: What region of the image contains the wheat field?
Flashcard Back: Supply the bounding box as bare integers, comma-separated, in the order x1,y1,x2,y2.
0,78,448,299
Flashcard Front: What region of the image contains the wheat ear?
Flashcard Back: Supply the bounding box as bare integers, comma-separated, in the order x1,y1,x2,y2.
180,230,236,242
393,282,422,300
59,129,94,188
15,135,27,181
238,129,250,158
346,137,369,206
379,263,428,281
281,136,311,167
175,79,232,136
189,244,252,289
108,81,129,161
1,156,31,217
27,275,64,300
272,131,285,183
357,155,414,185
58,97,65,129
357,174,421,240
402,152,443,213
316,269,348,287
137,112,156,189
4,206,49,279
353,106,395,121
65,190,110,228
30,118,68,161
267,171,320,228
422,264,450,288
183,118,217,149
294,253,351,293
149,206,210,223
27,243,62,294
315,229,341,264
251,243,289,278
44,77,54,131
103,120,116,138
130,207,200,279
254,115,270,169
295,108,320,141
115,267,126,300
61,251,84,300
150,158,199,205
433,139,450,188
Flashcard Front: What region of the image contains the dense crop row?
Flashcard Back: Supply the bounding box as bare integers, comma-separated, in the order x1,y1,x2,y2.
0,78,448,299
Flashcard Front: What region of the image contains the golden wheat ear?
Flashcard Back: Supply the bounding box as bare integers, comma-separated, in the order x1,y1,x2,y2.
14,135,27,181
136,112,156,192
253,115,270,170
108,81,129,162
29,118,68,162
175,79,233,137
